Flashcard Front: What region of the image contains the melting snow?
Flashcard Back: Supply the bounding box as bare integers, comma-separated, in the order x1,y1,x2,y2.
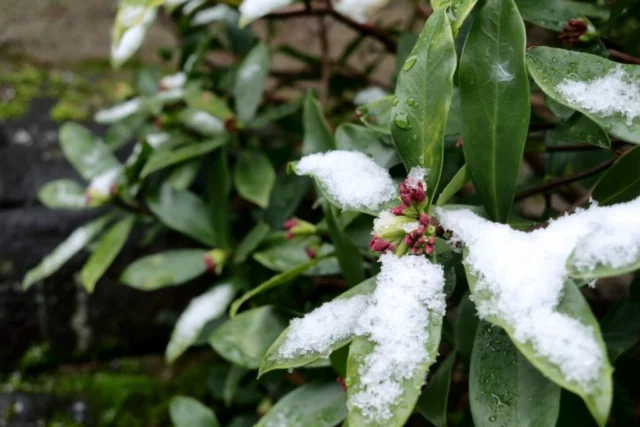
87,168,121,196
160,72,186,90
354,87,388,105
437,197,640,389
556,66,640,124
239,0,293,25
111,6,156,66
335,0,390,23
295,150,398,211
95,98,141,123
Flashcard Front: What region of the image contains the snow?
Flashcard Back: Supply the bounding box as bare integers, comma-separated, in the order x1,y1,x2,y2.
278,295,369,359
146,132,170,148
95,98,141,123
111,6,156,66
166,284,234,361
184,110,224,134
156,88,184,103
372,211,419,236
406,166,427,189
354,87,388,106
239,0,293,26
87,168,121,196
437,197,640,389
295,150,398,211
335,0,390,23
160,72,186,90
183,0,206,15
192,4,236,25
276,254,446,422
556,66,640,124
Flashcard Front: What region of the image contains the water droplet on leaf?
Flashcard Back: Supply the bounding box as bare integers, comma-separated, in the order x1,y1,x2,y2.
403,55,418,71
394,112,411,129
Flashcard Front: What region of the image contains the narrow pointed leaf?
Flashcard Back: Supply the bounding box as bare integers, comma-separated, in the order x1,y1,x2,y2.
256,383,347,427
120,249,208,290
592,145,640,205
436,164,470,206
515,0,581,31
391,9,457,200
549,113,610,148
470,322,561,427
459,0,530,223
209,306,286,369
259,277,376,376
23,215,113,290
252,237,340,276
232,221,271,264
38,179,86,209
207,149,232,250
356,96,393,135
302,91,335,155
59,123,120,181
526,47,640,144
323,203,365,286
233,151,276,208
335,123,400,168
431,0,478,35
417,351,457,427
169,395,219,427
234,43,270,122
141,137,228,178
80,216,135,293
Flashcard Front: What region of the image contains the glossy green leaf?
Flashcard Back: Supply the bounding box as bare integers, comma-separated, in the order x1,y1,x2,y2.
230,253,335,317
514,0,580,31
120,249,208,290
184,85,234,120
465,266,613,426
436,164,470,206
166,284,235,363
179,108,225,135
233,221,271,264
252,237,340,276
80,216,135,293
167,159,203,190
263,173,310,228
592,146,640,205
209,306,286,369
567,255,640,281
470,322,561,427
207,149,232,250
38,179,86,209
335,123,401,168
233,151,275,208
249,98,302,129
111,0,160,67
141,137,227,178
356,96,393,135
223,366,248,406
59,123,120,181
526,47,640,144
23,215,113,290
169,395,219,427
256,382,347,427
346,305,443,427
259,277,376,376
234,43,270,122
391,9,456,201
454,292,480,364
549,113,611,149
323,203,365,287
147,185,217,247
302,91,335,155
431,0,478,35
459,0,530,223
417,351,456,427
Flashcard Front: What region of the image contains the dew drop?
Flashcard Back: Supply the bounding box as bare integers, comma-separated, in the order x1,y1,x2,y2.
407,97,415,106
403,55,418,71
394,111,411,130
392,97,399,106
489,415,497,422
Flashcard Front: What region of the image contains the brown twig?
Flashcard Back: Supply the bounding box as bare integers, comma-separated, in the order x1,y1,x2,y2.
514,158,614,201
318,15,330,106
608,49,640,65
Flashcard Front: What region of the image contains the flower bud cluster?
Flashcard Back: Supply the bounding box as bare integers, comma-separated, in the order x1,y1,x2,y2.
559,19,597,46
203,249,229,275
284,218,317,241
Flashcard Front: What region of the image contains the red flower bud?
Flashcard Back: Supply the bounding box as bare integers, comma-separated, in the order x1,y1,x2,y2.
305,247,317,259
204,255,217,273
456,138,464,148
284,218,299,230
369,236,391,252
419,213,431,226
428,236,437,245
391,205,406,215
424,245,435,255
337,377,347,391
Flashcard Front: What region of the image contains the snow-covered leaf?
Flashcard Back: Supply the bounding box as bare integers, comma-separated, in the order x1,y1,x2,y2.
166,284,235,363
111,0,160,68
459,0,530,223
120,249,208,290
391,8,457,200
59,123,121,181
291,150,399,215
469,322,561,427
256,382,347,427
209,306,286,369
238,0,294,27
234,43,270,122
527,47,640,144
38,179,86,210
23,215,113,290
260,277,377,376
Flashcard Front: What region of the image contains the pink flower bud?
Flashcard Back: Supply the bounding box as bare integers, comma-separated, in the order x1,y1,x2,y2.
369,236,391,252
391,205,405,215
424,245,435,255
428,236,437,245
305,247,317,259
337,377,347,391
284,218,299,230
456,138,464,148
419,213,431,226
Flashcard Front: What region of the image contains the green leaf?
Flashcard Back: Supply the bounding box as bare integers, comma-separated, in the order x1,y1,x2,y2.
59,123,120,181
436,164,470,206
166,283,235,363
233,221,271,264
323,203,365,286
23,215,113,290
302,91,335,155
263,173,310,228
207,149,232,250
209,306,286,369
256,382,347,427
514,0,580,31
526,47,640,144
169,395,219,427
223,366,248,406
356,96,393,135
454,292,480,364
233,151,276,208
147,185,218,247
549,113,611,149
592,145,640,205
259,277,377,376
459,0,530,223
431,0,478,35
335,123,401,168
230,252,335,317
80,216,135,293
391,9,457,200
179,108,225,135
111,0,160,68
141,137,228,178
346,305,443,427
252,237,340,276
234,43,270,122
184,85,234,120
120,249,208,290
465,266,613,426
417,351,456,427
38,179,86,209
249,97,302,129
469,322,561,427
567,254,640,281
167,159,203,190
